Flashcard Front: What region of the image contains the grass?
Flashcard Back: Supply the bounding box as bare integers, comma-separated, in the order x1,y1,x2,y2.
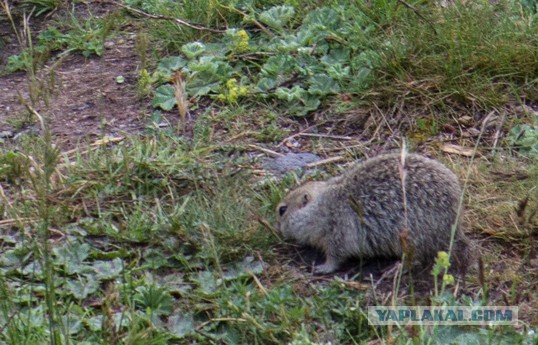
1,0,538,343
132,0,538,119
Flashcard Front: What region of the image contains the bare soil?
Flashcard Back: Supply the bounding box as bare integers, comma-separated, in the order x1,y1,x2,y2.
0,3,148,148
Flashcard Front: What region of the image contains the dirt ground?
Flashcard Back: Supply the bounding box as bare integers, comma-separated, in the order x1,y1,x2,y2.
0,3,148,149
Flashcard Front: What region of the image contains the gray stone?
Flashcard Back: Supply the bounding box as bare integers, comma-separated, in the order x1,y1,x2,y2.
263,152,320,175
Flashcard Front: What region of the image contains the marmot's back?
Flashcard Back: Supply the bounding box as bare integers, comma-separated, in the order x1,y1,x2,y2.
340,154,463,264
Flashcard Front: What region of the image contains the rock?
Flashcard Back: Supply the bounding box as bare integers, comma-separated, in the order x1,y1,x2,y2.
0,131,13,138
263,152,320,175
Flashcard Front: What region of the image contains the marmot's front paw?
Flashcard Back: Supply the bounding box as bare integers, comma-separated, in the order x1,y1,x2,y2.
313,259,338,274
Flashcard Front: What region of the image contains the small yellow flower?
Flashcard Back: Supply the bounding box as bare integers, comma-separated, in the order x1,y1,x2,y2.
235,29,249,52
443,273,454,286
436,251,451,269
218,78,249,104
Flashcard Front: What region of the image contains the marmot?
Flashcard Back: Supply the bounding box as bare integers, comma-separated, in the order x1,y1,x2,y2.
276,153,472,274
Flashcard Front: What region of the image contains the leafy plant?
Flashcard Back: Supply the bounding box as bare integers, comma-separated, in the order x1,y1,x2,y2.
148,5,376,116
22,0,62,17
145,1,538,117
507,121,538,155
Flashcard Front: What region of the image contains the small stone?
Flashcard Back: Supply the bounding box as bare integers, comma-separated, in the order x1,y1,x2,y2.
263,152,320,175
0,130,13,138
104,41,115,49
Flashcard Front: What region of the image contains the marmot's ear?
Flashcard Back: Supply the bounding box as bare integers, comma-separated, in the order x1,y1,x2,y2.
302,193,310,206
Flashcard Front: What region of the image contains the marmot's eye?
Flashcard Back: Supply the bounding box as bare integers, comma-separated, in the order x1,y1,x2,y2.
278,205,288,216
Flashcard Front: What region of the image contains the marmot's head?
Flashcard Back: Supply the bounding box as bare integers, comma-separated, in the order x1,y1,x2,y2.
275,181,328,240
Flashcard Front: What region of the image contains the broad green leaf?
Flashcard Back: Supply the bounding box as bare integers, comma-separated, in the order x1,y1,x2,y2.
158,56,187,72
181,42,206,59
21,261,44,276
188,81,220,96
153,85,176,111
356,67,372,84
53,242,91,274
134,284,173,315
167,314,195,338
66,278,99,299
189,56,233,80
192,270,217,294
92,257,123,279
159,273,192,295
261,55,297,77
508,124,538,155
62,314,83,334
87,315,104,332
142,248,169,269
259,5,295,31
275,85,306,101
302,94,321,111
256,77,278,92
0,249,22,268
302,7,341,31
222,256,264,281
326,64,350,80
321,47,351,65
308,74,340,95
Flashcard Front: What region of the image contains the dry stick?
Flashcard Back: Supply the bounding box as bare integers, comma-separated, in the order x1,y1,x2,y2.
297,133,353,140
323,143,365,153
103,0,225,33
250,272,268,296
277,122,327,147
370,103,393,142
196,318,247,332
218,4,274,37
0,218,35,227
491,109,506,155
247,144,284,158
305,156,346,168
61,136,125,162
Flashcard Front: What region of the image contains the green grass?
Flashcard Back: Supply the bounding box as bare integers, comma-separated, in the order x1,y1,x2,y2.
137,0,538,117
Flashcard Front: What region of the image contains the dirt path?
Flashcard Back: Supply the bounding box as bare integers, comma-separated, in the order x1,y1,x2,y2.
0,5,148,148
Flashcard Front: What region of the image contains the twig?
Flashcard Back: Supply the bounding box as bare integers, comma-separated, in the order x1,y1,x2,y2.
104,0,225,33
491,109,506,155
218,4,274,37
305,156,346,168
297,133,353,140
0,218,36,227
196,317,246,332
323,143,365,153
277,123,323,147
247,144,284,158
250,271,268,296
61,136,125,161
250,205,282,240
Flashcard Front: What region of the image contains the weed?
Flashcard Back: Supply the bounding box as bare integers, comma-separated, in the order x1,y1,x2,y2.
22,0,62,17
138,1,538,119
